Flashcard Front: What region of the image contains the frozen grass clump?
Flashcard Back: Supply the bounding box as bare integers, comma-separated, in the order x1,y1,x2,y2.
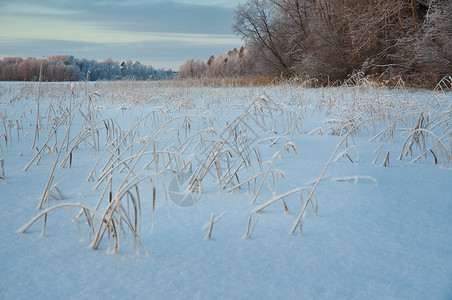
310,76,452,168
0,77,449,253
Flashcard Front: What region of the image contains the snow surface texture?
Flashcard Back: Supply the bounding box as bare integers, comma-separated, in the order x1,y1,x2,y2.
0,81,451,299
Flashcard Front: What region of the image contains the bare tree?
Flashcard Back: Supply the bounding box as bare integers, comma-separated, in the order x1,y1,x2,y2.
178,59,206,78
233,0,294,76
233,0,450,85
412,1,452,81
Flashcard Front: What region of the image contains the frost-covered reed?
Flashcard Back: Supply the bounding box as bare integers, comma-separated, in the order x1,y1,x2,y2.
0,76,449,253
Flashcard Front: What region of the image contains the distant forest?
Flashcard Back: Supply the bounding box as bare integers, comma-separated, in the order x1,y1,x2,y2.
180,0,452,86
0,55,176,81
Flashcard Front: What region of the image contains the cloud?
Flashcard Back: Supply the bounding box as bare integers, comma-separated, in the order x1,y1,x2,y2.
1,0,242,35
0,0,244,69
0,37,242,69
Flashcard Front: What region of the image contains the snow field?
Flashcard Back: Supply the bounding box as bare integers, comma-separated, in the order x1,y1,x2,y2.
0,80,451,299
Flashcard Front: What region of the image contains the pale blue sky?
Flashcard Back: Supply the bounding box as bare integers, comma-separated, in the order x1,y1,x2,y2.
0,0,244,69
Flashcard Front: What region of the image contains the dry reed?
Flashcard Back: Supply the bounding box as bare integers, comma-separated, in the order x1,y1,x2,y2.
6,76,449,253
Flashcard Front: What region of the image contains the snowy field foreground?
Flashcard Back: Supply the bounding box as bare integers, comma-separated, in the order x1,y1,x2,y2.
0,80,451,299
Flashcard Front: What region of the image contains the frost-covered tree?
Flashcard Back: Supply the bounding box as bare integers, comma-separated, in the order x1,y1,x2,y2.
0,56,172,81
205,47,249,78
232,0,450,85
178,59,206,78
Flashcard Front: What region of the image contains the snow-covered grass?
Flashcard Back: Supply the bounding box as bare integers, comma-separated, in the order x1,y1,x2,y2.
1,79,451,299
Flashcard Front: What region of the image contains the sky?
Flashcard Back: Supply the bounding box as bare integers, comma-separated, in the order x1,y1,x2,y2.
0,0,245,70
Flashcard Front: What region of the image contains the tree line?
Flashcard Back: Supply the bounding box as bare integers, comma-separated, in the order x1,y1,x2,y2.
0,55,176,81
180,0,452,86
178,47,248,79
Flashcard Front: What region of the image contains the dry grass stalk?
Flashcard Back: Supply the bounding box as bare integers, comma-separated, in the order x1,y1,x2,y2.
250,141,297,205
332,176,378,184
151,178,156,232
90,173,149,253
290,126,357,235
242,214,253,240
334,145,358,163
204,213,215,240
37,119,73,209
399,128,451,166
201,210,228,230
252,187,313,214
49,179,64,200
17,203,101,235
0,158,4,180
24,98,85,171
383,150,390,167
12,78,450,253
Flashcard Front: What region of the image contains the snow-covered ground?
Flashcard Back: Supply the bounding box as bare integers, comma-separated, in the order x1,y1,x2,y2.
1,81,451,299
